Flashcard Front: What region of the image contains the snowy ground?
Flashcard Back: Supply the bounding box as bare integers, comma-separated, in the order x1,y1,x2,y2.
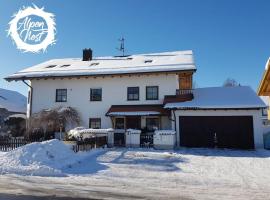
0,140,270,200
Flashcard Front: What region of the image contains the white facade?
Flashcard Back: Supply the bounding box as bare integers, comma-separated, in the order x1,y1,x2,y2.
173,109,264,148
30,74,178,128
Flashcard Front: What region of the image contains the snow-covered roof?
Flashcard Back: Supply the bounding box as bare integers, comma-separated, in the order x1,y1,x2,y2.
165,86,266,109
0,88,26,113
107,111,161,116
5,50,195,80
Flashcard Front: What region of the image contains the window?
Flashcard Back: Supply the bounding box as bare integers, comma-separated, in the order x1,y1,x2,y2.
115,118,125,129
127,87,139,101
56,89,67,102
146,86,158,100
60,64,70,68
146,118,160,132
46,65,57,68
89,118,101,129
144,60,153,63
90,88,102,101
90,63,99,66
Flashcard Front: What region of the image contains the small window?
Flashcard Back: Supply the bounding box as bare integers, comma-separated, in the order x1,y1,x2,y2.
146,86,158,100
89,118,101,129
46,65,57,68
115,118,125,129
60,64,70,68
90,63,99,66
127,87,139,101
90,88,102,101
56,89,67,102
144,60,152,63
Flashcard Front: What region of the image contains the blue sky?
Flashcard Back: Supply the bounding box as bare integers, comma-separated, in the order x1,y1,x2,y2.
0,0,269,96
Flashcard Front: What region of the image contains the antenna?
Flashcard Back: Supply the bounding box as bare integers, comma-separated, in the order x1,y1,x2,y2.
116,37,125,56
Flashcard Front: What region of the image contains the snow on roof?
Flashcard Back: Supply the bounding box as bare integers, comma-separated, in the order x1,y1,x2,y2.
260,96,269,107
5,114,27,120
265,57,270,70
5,50,195,80
164,86,266,109
107,111,161,116
0,88,26,113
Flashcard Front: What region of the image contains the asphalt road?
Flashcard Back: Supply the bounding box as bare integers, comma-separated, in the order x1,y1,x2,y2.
0,194,100,200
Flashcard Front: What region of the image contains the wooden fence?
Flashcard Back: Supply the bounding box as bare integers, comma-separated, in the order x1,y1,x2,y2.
0,138,43,152
72,136,107,152
0,136,107,153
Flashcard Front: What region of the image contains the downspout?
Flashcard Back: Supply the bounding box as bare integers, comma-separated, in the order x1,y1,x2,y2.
172,109,177,148
22,80,33,132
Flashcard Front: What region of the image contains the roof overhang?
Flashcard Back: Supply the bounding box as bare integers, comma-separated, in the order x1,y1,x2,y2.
258,58,270,96
106,104,170,117
167,107,264,111
5,69,196,82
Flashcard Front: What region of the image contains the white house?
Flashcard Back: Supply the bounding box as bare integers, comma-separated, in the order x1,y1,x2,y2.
5,49,266,149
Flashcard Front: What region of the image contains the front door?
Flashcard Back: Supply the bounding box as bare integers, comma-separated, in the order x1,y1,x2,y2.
126,116,141,129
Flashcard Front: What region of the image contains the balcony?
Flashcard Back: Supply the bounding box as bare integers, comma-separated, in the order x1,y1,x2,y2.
176,89,193,95
163,89,194,104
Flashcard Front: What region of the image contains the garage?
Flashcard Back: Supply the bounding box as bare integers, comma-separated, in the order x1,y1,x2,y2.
164,86,266,149
179,116,254,149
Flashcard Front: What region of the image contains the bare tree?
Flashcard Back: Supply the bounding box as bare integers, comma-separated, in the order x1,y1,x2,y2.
27,106,81,138
223,78,240,87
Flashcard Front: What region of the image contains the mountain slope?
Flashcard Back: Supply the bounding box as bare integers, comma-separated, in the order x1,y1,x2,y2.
0,88,26,113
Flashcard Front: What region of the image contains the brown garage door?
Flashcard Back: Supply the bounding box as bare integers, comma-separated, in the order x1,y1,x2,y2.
179,116,254,149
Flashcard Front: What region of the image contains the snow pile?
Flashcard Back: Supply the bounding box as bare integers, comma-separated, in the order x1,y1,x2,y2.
68,127,113,139
155,130,176,135
126,129,141,134
0,139,84,176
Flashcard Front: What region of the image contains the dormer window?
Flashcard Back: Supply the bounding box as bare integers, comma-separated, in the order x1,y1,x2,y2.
90,63,99,66
144,60,153,63
60,64,70,68
46,65,57,68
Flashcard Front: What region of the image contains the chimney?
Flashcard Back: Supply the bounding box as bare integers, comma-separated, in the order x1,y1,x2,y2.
82,48,92,61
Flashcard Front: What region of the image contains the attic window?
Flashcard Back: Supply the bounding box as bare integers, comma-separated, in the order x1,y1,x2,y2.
60,64,70,68
90,63,99,66
46,65,57,68
144,60,153,63
0,96,7,100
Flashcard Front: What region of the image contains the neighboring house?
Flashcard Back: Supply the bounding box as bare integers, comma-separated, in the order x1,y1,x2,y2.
5,49,266,149
0,88,26,116
258,58,270,119
0,88,27,134
259,96,269,124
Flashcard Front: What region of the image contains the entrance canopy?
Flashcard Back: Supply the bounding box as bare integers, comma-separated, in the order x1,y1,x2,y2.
106,104,170,116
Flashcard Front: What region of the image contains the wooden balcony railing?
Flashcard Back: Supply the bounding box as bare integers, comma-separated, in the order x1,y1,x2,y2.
176,89,193,95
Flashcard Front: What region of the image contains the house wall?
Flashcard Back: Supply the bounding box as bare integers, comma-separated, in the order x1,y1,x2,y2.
173,109,264,149
30,74,178,129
